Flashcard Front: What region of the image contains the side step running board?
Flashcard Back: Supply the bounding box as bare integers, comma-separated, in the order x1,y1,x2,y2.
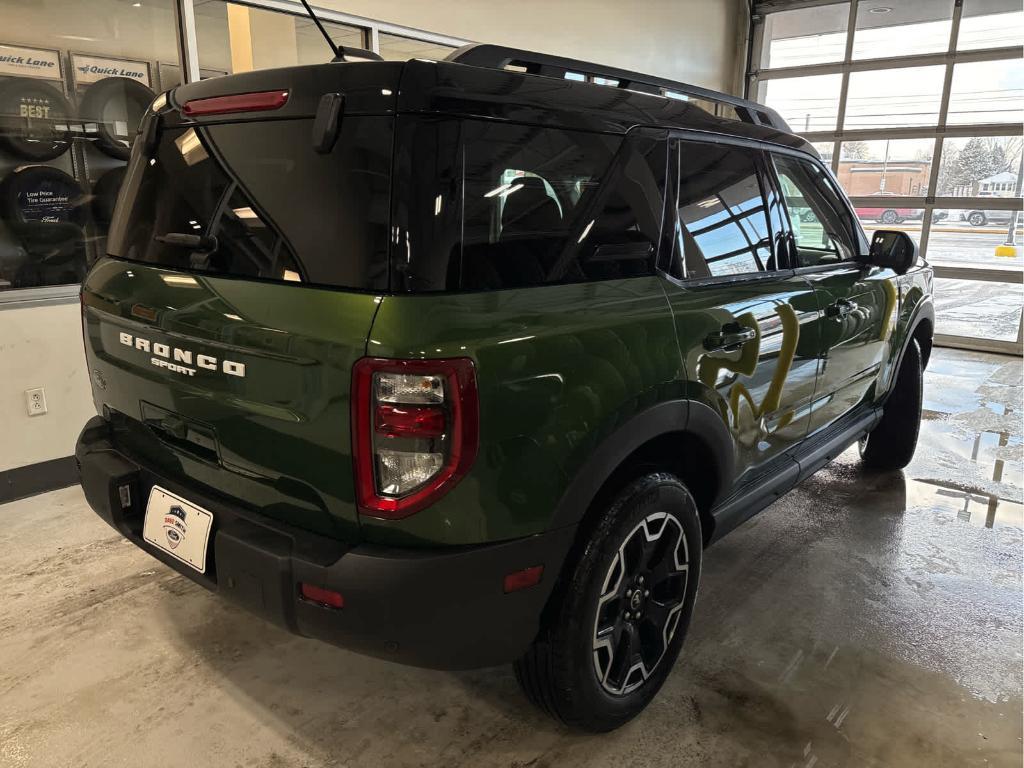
707,407,882,544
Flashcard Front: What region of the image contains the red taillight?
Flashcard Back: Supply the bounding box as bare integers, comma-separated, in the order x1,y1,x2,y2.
181,90,289,117
375,403,446,438
352,357,479,520
299,583,344,609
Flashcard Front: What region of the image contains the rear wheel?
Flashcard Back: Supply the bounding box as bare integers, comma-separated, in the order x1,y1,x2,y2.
860,339,923,470
880,209,899,225
967,211,987,227
514,473,702,732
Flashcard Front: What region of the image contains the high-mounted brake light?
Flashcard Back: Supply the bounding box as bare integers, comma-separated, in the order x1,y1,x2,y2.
181,90,289,117
352,358,479,519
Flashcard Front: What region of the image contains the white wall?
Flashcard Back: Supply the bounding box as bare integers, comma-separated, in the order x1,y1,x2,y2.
1,0,749,95
0,301,95,472
325,0,749,93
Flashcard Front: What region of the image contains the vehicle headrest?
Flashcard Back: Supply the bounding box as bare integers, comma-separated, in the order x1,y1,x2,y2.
501,176,561,238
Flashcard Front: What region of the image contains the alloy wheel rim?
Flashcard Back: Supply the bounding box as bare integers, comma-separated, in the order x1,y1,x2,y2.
592,511,689,696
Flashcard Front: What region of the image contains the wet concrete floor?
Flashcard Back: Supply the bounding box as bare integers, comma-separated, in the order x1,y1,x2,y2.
1,347,1021,767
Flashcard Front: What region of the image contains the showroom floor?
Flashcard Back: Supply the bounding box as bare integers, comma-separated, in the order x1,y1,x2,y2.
1,348,1021,768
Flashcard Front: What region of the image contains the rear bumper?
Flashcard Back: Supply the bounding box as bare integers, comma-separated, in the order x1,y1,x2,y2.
76,416,575,670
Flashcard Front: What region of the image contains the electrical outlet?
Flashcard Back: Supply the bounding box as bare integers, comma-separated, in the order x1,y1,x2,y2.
25,387,47,417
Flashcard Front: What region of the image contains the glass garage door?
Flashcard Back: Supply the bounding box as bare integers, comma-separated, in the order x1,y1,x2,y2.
750,0,1023,355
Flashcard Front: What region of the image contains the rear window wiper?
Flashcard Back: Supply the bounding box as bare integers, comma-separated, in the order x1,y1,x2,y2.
154,232,218,252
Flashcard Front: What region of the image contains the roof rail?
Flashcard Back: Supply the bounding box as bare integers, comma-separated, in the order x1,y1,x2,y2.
445,44,791,133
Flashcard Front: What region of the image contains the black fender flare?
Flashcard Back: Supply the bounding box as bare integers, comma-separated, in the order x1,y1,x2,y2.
901,297,935,367
548,398,734,531
884,297,934,403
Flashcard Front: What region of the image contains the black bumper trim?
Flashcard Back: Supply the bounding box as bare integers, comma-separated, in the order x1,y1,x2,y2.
76,416,576,669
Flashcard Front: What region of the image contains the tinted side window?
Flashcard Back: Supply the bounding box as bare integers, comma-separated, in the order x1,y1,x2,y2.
671,141,773,279
772,154,856,267
397,119,668,292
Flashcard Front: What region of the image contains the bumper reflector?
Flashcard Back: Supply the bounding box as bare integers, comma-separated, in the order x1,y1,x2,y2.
299,583,345,609
503,565,544,594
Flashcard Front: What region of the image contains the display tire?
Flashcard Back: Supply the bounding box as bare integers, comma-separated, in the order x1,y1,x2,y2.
78,77,155,160
0,165,88,228
514,473,702,732
91,166,125,226
0,77,74,161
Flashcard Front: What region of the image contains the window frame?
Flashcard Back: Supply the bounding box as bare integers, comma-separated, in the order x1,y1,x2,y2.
663,134,780,285
767,150,864,272
748,0,1024,353
659,131,861,288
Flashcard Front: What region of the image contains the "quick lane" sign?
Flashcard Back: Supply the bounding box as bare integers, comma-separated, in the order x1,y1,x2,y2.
72,53,150,87
0,44,62,80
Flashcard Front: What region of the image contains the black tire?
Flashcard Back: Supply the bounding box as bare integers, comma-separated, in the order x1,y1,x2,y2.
78,77,155,160
860,339,923,471
967,211,986,227
0,165,88,228
91,166,126,227
0,77,74,160
514,473,702,732
879,209,899,225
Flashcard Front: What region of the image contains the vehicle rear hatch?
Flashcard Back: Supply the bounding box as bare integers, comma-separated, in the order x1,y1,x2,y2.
81,63,401,542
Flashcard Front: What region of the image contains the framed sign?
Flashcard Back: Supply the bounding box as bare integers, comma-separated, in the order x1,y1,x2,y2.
0,43,62,81
71,53,151,88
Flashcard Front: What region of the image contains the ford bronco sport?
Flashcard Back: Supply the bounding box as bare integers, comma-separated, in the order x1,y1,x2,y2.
76,43,934,732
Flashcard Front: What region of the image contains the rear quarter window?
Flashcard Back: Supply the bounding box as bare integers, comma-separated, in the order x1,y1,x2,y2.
395,118,668,292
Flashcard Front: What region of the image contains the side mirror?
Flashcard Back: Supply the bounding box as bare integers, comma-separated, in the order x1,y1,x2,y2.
864,230,917,275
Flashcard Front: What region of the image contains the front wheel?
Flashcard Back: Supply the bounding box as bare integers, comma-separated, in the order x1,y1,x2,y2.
860,339,923,470
514,473,702,732
967,211,987,227
879,209,899,225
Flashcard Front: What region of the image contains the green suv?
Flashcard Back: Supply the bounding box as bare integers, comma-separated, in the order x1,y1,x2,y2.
76,44,934,732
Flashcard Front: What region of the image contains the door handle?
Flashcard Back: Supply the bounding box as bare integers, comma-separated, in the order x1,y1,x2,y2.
704,325,757,352
826,299,856,319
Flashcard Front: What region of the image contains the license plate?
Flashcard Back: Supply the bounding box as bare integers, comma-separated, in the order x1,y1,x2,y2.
143,486,214,574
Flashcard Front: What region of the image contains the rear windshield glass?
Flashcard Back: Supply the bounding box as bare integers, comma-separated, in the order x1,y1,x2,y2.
108,117,392,291
395,119,668,292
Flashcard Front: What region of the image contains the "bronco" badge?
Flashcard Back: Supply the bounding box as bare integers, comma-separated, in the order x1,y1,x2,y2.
118,332,246,378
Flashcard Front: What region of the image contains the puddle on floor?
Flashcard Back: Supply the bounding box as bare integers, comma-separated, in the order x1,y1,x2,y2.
914,419,1023,499
906,477,1024,530
920,350,1020,424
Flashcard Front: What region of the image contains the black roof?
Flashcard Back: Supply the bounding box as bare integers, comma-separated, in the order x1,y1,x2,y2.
397,46,815,156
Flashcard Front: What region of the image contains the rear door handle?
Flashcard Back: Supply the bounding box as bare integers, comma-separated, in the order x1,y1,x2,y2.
704,326,757,352
827,299,856,318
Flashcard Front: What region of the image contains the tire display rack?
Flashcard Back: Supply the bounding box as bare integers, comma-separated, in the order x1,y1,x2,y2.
0,42,169,290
